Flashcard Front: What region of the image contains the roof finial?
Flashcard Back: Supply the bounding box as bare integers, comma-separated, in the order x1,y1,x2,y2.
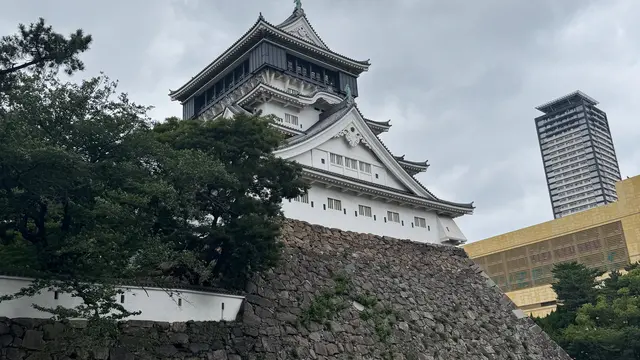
344,84,353,104
294,0,302,11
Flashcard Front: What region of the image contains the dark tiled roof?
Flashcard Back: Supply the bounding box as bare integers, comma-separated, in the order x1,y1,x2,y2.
364,118,391,127
170,14,370,101
283,98,354,148
394,155,428,168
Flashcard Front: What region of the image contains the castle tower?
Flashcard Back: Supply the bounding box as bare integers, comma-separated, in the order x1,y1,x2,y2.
170,3,474,245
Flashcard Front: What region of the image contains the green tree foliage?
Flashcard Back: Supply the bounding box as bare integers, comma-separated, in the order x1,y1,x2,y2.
0,71,177,323
552,262,604,313
152,115,308,288
534,262,603,342
534,262,640,360
0,18,92,93
0,19,307,324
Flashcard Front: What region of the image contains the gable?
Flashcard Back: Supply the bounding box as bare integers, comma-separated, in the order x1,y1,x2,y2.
290,137,410,192
275,106,435,199
278,16,328,50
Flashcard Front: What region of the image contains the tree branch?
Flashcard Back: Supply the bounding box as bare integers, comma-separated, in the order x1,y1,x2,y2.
0,56,54,76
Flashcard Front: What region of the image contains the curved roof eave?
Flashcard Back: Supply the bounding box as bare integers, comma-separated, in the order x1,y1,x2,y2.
169,15,370,102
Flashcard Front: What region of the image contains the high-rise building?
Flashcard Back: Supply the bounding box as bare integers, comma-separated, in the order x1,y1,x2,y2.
535,91,622,219
169,4,474,244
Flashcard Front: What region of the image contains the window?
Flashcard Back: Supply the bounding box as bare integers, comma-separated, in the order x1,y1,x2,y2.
387,211,400,223
359,161,372,174
345,157,358,170
327,198,342,211
285,113,299,126
358,205,372,217
330,153,343,165
286,54,339,91
294,193,309,203
414,217,426,228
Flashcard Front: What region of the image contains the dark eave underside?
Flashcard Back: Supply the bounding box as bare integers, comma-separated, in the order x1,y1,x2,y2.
301,165,473,215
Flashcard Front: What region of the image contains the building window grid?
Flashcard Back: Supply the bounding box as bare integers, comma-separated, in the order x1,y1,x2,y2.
542,136,588,155
541,129,587,149
547,154,589,172
540,120,586,139
387,211,400,223
540,124,587,142
328,152,373,176
538,113,584,133
548,159,595,177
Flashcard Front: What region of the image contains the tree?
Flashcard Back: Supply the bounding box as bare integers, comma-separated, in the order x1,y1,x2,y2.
152,114,308,288
534,262,603,348
552,262,604,313
0,18,91,94
533,262,640,360
0,18,307,326
0,71,177,326
562,267,640,360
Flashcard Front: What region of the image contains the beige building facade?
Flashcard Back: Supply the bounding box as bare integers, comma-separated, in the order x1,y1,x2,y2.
464,175,640,317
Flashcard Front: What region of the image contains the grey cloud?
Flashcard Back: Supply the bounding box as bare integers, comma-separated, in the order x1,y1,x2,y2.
1,0,638,241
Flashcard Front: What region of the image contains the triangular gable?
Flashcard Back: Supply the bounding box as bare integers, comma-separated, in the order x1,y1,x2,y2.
211,106,236,121
292,137,412,193
274,106,436,200
278,15,329,50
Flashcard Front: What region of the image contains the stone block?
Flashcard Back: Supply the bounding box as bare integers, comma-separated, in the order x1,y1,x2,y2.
21,330,44,351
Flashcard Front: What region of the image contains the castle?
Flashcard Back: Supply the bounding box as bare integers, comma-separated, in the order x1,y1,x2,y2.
169,3,474,245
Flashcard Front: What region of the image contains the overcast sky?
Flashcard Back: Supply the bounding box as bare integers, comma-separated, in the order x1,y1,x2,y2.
2,0,639,242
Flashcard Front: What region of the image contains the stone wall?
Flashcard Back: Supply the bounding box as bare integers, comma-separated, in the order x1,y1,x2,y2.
0,219,571,359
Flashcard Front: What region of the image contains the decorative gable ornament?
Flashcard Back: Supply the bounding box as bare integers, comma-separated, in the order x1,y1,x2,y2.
334,123,371,149
292,25,313,42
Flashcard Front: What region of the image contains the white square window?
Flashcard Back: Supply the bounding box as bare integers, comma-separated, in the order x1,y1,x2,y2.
330,153,343,165
414,217,426,228
294,193,309,203
359,162,372,174
387,211,400,223
345,157,358,170
328,198,342,211
285,113,299,125
358,205,372,217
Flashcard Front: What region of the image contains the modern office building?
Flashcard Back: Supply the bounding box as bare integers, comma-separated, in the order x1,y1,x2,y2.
535,91,622,219
464,175,640,317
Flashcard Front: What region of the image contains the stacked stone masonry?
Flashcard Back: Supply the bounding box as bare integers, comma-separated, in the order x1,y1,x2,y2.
0,219,570,359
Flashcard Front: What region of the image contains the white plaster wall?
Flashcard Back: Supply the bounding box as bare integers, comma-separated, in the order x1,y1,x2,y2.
281,185,459,244
437,216,467,242
256,101,323,132
291,138,409,192
0,276,244,322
